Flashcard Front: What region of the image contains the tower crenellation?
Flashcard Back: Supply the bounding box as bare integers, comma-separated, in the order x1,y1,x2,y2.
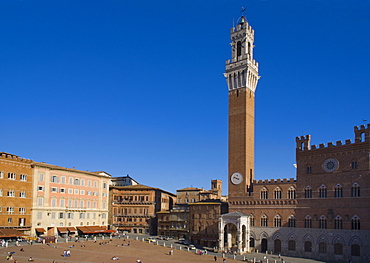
354,123,370,142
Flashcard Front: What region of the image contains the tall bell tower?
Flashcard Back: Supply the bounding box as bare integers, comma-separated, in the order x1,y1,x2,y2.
225,15,259,199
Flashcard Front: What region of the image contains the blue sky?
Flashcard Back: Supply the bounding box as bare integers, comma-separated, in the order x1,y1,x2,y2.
1,0,369,194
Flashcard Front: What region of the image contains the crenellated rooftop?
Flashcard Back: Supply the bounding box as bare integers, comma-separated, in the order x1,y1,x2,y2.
254,178,296,184
0,152,32,163
296,124,369,151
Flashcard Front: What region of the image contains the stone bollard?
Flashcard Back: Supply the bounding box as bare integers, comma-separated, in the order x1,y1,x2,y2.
266,259,269,263
187,247,189,252
66,238,68,243
243,256,246,261
163,242,166,247
43,239,45,244
256,250,258,253
253,257,256,263
170,244,173,248
102,236,105,240
142,238,144,242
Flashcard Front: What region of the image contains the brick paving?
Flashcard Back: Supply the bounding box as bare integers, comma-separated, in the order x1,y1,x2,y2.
0,238,325,263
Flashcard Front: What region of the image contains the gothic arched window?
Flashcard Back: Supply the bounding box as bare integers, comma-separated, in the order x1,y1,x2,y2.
288,186,296,199
334,215,343,229
274,214,281,227
274,187,282,199
304,186,312,198
334,184,343,198
351,183,360,197
261,187,268,199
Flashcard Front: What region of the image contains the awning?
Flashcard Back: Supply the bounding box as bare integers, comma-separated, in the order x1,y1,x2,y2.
35,228,46,232
0,229,23,238
76,226,110,234
67,227,76,232
57,227,68,234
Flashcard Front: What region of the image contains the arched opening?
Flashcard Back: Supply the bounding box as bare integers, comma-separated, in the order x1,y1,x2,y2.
304,241,312,252
319,242,327,253
351,244,360,256
237,41,242,57
261,238,268,253
249,237,255,248
274,239,281,253
334,243,343,255
223,223,237,251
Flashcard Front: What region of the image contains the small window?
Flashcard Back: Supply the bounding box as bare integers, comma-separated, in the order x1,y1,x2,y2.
351,183,360,197
304,215,312,228
305,186,312,198
51,175,58,183
274,187,282,199
306,166,312,174
7,190,15,197
20,174,27,181
8,173,16,180
38,186,44,191
261,187,268,199
39,173,44,181
60,188,66,193
288,240,296,251
51,187,58,192
20,191,26,198
351,161,358,170
319,185,327,198
59,212,65,219
334,184,343,198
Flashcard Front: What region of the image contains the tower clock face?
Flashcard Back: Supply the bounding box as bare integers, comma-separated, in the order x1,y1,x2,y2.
322,158,339,173
231,172,243,185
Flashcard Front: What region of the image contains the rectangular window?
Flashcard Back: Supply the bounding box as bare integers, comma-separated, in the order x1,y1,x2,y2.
69,177,73,184
74,189,79,195
68,189,73,194
81,179,85,186
38,186,44,191
51,198,57,207
39,173,44,181
37,197,43,206
87,191,92,195
8,173,16,180
88,180,91,187
102,193,107,197
74,178,80,185
51,212,56,219
20,174,27,181
61,176,66,184
0,171,4,178
60,188,66,193
94,181,98,188
8,218,13,223
7,190,15,197
0,189,2,196
68,200,72,207
37,212,42,219
59,212,64,219
60,199,65,207
7,207,14,214
80,190,85,195
51,187,58,192
19,208,26,215
51,175,58,183
20,191,26,198
103,182,107,189
74,200,78,207
80,200,84,208
79,213,85,219
67,213,74,219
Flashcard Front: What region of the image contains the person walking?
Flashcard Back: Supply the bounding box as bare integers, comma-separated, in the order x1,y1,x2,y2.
214,255,217,261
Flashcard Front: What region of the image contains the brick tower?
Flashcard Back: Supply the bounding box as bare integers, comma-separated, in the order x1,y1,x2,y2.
225,15,260,199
